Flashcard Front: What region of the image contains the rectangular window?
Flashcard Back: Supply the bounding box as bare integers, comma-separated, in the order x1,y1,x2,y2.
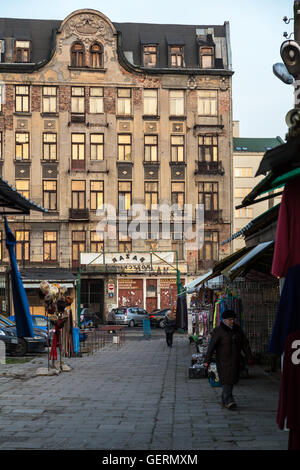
144,135,158,162
43,133,57,160
197,90,217,116
90,134,104,161
198,136,218,162
71,180,86,209
89,87,103,114
143,45,157,67
235,208,253,218
15,132,29,160
198,182,218,210
15,40,30,63
42,87,57,113
170,46,184,67
200,47,214,68
71,134,85,169
118,181,132,211
171,182,185,210
90,231,104,252
118,232,132,252
0,132,2,160
117,88,131,115
0,231,2,261
71,87,85,114
90,181,104,210
145,182,158,211
43,180,57,211
72,231,86,266
199,231,218,261
234,168,253,177
15,230,30,261
118,134,131,161
15,180,29,199
234,187,252,198
43,231,57,262
144,89,158,115
15,85,29,113
169,90,184,116
171,135,184,162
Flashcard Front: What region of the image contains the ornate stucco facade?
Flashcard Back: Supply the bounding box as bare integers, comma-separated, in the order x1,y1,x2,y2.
0,9,233,319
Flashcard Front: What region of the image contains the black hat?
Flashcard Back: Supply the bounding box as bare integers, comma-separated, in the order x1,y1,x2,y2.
222,309,236,320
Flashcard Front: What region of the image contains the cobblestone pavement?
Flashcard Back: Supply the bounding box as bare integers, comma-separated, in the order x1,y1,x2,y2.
0,328,288,451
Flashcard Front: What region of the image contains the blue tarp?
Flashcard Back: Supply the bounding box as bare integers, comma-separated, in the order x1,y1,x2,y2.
4,216,34,337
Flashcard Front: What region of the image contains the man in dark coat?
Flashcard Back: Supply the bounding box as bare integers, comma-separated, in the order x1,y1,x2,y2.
204,309,253,409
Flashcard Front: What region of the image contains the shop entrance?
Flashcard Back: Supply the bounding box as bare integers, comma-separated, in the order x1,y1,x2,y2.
81,279,104,324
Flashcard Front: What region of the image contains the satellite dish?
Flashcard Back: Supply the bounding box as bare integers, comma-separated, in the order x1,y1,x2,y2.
273,62,294,84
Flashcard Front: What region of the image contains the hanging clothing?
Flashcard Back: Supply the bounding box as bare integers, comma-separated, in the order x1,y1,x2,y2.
277,329,300,450
269,264,300,355
271,176,300,278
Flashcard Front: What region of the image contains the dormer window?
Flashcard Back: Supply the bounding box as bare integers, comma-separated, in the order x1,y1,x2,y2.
90,42,103,68
14,40,31,63
71,42,85,67
143,45,157,67
200,46,215,68
170,46,184,67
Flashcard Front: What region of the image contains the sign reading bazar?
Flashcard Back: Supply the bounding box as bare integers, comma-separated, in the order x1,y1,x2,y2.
80,251,174,266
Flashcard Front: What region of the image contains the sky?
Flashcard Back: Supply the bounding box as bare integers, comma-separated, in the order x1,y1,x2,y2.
0,0,295,139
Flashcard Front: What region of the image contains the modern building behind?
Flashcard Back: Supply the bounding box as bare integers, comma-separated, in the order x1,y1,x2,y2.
232,121,283,252
0,9,233,319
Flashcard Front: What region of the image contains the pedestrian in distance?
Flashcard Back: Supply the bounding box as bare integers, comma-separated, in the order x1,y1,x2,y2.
204,309,253,410
164,309,176,348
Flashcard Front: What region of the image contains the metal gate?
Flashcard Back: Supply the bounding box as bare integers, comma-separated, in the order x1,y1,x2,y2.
227,279,280,360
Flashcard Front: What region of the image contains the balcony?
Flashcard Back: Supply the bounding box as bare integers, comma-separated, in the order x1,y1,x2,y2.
204,210,223,223
69,208,89,221
194,160,224,175
70,113,85,124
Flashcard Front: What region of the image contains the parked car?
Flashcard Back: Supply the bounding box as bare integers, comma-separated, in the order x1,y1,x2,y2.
114,307,149,327
9,314,50,332
0,315,47,356
149,308,170,328
0,325,19,356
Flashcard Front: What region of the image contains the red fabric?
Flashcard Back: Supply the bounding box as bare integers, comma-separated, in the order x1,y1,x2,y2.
271,176,300,278
277,329,300,432
288,430,300,450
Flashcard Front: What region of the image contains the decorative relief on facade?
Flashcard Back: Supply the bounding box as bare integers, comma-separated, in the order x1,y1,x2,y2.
60,12,114,51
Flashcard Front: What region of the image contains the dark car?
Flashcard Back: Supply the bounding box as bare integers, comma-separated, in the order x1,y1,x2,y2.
0,325,19,355
0,316,47,356
149,308,170,328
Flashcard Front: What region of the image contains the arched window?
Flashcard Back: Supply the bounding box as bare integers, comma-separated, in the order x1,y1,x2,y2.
90,43,103,68
71,42,85,67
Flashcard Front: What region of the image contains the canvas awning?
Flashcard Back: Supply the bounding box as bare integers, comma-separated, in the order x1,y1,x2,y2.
225,241,274,280
184,270,213,293
238,167,300,209
0,177,47,214
221,204,280,246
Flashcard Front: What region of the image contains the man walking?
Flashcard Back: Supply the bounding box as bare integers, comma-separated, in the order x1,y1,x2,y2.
204,309,253,409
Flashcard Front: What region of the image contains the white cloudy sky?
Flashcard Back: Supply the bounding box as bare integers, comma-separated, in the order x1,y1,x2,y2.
0,0,295,139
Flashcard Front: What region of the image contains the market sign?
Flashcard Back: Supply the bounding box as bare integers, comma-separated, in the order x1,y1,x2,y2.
80,251,175,266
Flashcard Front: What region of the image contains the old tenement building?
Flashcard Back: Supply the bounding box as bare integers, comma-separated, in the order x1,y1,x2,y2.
0,9,233,319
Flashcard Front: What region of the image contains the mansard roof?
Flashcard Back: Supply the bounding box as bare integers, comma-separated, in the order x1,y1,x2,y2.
0,13,232,74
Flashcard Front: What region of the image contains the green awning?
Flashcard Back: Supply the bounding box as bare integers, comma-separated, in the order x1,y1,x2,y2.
240,167,300,208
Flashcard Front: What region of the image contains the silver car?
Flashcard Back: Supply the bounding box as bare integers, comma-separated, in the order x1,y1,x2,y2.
114,307,149,327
